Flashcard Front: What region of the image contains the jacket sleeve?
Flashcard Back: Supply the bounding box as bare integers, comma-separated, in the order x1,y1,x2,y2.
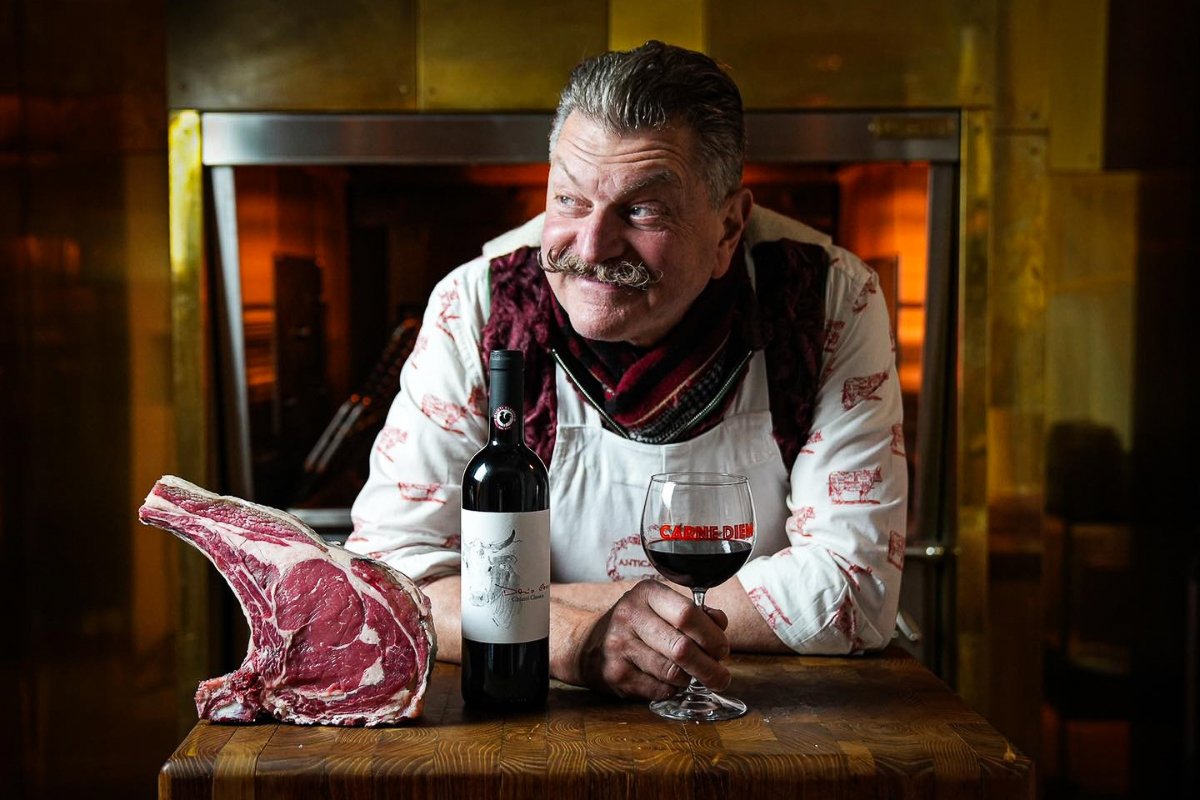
345,260,490,583
736,247,907,653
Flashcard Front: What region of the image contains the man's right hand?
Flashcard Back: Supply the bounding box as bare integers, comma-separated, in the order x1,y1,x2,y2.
574,579,731,700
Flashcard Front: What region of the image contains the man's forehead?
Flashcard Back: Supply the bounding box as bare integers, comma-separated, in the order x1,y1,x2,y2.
549,115,698,193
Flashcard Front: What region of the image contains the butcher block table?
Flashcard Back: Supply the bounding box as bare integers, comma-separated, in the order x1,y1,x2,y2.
159,648,1033,799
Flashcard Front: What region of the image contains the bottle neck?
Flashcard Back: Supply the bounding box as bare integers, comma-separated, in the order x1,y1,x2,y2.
488,366,524,445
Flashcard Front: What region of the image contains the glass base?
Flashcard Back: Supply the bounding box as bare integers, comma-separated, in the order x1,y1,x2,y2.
649,686,747,721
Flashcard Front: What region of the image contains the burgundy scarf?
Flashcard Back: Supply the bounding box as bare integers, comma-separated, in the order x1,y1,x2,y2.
550,250,754,444
480,239,829,471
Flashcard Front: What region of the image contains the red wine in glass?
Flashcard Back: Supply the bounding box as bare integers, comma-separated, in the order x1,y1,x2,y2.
640,472,756,721
643,539,753,589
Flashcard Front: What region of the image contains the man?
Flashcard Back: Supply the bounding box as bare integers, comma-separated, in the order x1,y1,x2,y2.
347,41,906,700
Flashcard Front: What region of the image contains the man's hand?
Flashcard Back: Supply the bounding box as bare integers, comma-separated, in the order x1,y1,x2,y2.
574,580,731,700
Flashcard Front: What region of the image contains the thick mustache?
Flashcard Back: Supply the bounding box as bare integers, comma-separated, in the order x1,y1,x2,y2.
539,247,663,291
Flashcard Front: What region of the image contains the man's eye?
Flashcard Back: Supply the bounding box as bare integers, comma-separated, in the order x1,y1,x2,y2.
628,205,658,219
556,195,577,207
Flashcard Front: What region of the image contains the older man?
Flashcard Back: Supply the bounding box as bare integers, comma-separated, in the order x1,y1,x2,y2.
347,41,906,700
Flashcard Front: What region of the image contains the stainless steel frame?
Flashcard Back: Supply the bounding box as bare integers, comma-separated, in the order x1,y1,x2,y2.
201,109,961,672
201,111,961,166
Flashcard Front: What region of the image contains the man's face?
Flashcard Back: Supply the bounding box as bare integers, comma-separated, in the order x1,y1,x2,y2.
541,111,750,347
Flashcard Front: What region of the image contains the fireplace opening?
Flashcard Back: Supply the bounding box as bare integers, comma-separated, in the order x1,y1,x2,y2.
221,160,931,525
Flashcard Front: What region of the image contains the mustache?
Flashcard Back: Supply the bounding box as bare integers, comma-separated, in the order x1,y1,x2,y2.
538,247,663,291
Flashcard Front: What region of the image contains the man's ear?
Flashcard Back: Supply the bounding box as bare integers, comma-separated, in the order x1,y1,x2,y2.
713,188,754,276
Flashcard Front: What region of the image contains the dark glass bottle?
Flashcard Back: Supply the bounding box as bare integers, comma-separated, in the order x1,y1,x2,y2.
460,350,550,707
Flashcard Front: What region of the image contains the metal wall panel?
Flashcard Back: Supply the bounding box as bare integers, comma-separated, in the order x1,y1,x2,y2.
418,0,608,109
707,0,996,109
168,0,418,110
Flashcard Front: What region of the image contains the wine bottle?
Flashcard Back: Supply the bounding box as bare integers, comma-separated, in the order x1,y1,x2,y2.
460,349,550,707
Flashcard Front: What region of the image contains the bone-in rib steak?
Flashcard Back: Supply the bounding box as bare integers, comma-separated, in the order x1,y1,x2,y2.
138,475,436,726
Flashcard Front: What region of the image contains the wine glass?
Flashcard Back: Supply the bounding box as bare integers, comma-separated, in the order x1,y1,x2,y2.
640,472,755,721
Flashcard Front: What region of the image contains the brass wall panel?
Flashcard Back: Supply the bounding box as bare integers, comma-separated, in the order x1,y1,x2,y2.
1047,0,1107,170
1044,173,1136,446
168,110,213,732
988,133,1047,500
956,109,992,713
418,1,608,110
610,0,705,52
168,0,417,111
707,0,996,109
996,0,1050,131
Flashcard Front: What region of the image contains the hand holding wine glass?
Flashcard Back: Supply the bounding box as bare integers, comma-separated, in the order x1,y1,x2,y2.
641,472,755,721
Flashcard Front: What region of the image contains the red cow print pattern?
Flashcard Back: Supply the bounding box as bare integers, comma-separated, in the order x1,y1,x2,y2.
828,467,883,505
420,394,470,435
800,430,824,455
890,424,906,456
841,371,889,410
824,320,846,354
466,385,487,418
442,533,461,551
888,530,905,570
851,273,878,313
828,549,874,590
374,425,408,462
435,282,461,339
409,332,429,368
785,506,816,538
397,481,446,505
831,595,863,649
747,586,793,630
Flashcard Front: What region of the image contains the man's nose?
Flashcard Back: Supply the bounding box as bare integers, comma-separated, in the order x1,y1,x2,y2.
572,209,623,265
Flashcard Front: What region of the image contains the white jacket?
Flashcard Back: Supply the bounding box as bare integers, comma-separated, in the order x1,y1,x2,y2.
348,207,907,653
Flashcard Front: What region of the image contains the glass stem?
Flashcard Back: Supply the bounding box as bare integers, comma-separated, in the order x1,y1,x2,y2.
687,588,711,696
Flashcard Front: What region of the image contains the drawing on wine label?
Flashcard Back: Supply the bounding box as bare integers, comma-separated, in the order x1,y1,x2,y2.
464,528,520,628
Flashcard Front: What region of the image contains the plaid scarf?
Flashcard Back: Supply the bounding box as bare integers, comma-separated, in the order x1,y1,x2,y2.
549,250,754,444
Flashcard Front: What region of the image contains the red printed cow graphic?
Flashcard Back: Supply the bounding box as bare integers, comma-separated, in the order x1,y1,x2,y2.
890,424,906,456
828,549,874,589
831,595,864,649
420,394,470,435
888,530,905,570
409,332,429,368
435,283,460,339
824,320,846,353
800,430,824,455
466,385,488,418
397,481,446,505
374,425,408,462
748,586,793,630
851,273,878,313
828,467,883,504
841,371,889,410
785,506,816,538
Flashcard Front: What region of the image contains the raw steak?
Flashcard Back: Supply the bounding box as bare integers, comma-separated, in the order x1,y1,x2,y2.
138,475,436,726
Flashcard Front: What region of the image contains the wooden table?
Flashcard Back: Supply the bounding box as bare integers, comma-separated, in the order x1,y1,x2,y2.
160,649,1033,799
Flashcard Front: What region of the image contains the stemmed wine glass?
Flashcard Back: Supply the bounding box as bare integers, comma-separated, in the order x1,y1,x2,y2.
640,472,755,721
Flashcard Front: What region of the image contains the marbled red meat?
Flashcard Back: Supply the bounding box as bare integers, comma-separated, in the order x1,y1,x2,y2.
138,476,435,726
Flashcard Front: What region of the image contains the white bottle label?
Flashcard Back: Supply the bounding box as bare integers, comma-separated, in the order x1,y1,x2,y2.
460,509,550,644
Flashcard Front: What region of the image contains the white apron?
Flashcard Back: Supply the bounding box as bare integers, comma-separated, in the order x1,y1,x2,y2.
547,351,791,584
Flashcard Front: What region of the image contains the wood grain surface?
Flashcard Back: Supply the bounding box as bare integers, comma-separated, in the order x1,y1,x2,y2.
159,649,1033,799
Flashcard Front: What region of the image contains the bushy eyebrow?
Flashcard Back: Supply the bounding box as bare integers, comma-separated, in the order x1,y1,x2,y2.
549,158,682,200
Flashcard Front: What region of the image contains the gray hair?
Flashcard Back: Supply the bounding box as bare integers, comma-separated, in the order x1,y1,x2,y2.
549,40,746,207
